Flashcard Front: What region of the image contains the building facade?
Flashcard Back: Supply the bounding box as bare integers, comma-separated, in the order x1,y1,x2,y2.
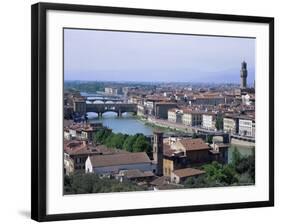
202,113,216,130
182,111,202,126
239,117,255,137
168,109,183,123
223,116,239,134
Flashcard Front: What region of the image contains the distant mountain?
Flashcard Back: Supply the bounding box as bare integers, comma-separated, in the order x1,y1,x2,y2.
65,67,255,84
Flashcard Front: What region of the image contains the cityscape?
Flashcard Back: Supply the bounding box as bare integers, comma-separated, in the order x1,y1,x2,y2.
63,29,255,194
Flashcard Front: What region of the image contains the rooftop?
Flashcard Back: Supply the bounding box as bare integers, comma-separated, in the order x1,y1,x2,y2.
122,169,155,179
173,168,205,178
89,152,151,168
179,138,210,151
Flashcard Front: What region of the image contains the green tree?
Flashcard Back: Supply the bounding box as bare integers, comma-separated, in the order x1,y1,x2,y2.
133,135,151,153
192,133,198,139
123,135,138,152
64,172,144,194
231,147,242,167
206,135,213,144
215,116,223,130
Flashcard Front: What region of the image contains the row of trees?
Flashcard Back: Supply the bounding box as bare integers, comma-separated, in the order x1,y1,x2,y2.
64,81,105,93
94,129,152,153
184,147,255,188
64,172,144,194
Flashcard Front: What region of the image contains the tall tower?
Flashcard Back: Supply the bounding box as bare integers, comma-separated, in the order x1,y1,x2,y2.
240,61,248,89
153,131,163,176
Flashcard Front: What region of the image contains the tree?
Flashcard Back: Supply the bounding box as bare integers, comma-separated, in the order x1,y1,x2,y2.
215,116,223,130
123,135,138,152
132,135,151,153
220,164,238,184
206,135,213,144
202,162,237,185
231,147,241,167
64,172,144,194
192,133,198,139
94,129,111,144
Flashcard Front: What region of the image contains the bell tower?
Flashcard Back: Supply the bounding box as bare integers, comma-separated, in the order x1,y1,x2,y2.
153,131,163,176
240,61,248,89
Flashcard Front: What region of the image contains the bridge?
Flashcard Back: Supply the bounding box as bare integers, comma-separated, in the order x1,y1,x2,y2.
86,98,124,103
74,100,137,117
191,127,230,144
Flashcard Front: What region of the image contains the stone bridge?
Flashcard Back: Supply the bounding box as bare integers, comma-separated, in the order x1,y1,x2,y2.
193,128,230,144
74,100,137,117
86,98,123,103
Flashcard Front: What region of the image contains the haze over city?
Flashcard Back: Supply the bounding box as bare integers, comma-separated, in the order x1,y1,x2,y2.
64,29,255,84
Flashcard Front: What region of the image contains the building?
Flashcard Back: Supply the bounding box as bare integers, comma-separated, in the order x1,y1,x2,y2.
154,102,178,119
171,168,205,184
240,61,248,89
163,138,212,177
64,153,74,175
104,87,121,95
64,140,97,170
153,131,164,176
64,122,104,141
223,114,239,134
117,169,155,183
85,152,155,175
202,113,216,130
192,95,225,106
182,110,202,126
73,98,86,115
150,176,182,190
168,109,183,123
209,142,229,164
239,116,255,137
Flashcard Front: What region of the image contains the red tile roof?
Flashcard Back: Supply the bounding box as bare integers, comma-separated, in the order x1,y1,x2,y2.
179,138,210,151
173,168,205,178
89,152,151,168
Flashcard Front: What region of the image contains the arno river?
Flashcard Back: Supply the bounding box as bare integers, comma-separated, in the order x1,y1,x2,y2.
87,112,254,163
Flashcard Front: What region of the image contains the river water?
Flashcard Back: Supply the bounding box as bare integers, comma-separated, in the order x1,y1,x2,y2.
87,112,254,163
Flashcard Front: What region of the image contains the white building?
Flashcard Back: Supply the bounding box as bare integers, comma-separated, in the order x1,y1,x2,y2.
104,87,120,95
239,117,255,137
202,113,216,130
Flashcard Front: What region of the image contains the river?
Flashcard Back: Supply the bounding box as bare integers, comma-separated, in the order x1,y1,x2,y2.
87,112,254,163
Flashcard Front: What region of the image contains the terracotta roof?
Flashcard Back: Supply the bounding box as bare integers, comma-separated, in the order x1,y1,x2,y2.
179,138,210,151
123,169,155,179
64,142,97,156
89,152,151,168
173,168,205,178
150,176,170,186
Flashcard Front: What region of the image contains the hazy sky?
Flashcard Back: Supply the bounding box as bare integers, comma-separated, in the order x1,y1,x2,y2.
64,29,255,84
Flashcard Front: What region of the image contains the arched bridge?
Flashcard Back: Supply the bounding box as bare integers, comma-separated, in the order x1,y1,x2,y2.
74,100,137,117
192,127,230,144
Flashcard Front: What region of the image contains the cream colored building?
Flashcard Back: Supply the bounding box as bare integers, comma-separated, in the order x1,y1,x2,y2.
223,117,238,134
182,111,202,126
168,109,183,123
202,113,216,130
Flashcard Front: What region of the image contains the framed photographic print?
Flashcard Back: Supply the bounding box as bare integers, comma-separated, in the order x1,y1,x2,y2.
31,2,274,222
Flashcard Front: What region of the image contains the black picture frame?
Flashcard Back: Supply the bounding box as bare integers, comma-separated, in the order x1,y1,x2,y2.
31,2,274,222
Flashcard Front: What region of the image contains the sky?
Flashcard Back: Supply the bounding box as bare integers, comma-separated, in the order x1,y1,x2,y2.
64,28,255,84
